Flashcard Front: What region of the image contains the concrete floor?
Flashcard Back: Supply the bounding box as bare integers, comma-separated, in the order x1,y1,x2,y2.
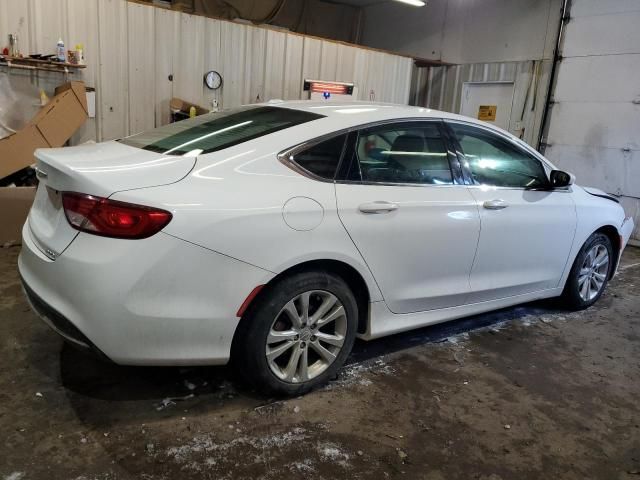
1,246,639,480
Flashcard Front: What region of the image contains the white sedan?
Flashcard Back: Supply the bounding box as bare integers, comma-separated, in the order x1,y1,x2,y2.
19,102,634,395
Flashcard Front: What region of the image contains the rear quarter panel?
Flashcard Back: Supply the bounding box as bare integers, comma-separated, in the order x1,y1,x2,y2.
111,128,383,302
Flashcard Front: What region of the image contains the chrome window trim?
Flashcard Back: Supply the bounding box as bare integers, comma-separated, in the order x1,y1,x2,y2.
334,179,465,189
464,184,573,193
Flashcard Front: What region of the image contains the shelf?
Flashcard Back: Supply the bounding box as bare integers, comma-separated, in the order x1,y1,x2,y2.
0,56,86,74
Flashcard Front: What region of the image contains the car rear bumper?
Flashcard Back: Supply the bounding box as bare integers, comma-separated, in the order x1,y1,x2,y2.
19,223,274,365
21,278,112,359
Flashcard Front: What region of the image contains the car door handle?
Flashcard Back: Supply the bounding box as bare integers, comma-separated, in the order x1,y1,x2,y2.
483,199,508,210
358,201,399,214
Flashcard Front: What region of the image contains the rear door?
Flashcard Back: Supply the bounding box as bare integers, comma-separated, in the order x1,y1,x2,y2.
335,120,481,314
446,121,577,302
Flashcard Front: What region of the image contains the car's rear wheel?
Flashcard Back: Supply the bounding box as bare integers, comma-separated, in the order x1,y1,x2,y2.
562,232,613,309
233,271,358,396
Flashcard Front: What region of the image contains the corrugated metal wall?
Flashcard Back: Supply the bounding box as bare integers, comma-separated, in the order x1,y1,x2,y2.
411,60,553,148
0,0,413,143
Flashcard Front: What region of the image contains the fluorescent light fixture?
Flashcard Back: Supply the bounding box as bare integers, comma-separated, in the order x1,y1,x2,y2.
393,0,426,6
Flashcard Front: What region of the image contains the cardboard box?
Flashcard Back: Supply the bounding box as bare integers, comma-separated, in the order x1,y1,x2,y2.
0,81,88,180
0,186,36,245
170,97,209,116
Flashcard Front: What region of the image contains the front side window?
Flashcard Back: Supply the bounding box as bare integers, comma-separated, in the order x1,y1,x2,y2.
290,134,347,180
345,122,453,185
450,123,549,189
119,106,323,156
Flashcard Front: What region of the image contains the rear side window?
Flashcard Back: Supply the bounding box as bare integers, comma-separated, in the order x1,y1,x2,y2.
345,122,453,185
291,134,347,180
119,106,323,156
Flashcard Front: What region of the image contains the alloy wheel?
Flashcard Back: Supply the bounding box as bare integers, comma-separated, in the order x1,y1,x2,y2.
577,243,609,302
265,290,347,383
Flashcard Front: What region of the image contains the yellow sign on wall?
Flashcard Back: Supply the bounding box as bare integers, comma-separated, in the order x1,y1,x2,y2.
478,105,497,121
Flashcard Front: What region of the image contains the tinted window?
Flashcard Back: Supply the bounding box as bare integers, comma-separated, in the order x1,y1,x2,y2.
292,134,347,180
347,123,453,185
119,106,323,155
450,123,549,188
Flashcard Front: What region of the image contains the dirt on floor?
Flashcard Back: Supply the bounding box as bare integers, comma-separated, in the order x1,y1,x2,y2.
1,245,639,480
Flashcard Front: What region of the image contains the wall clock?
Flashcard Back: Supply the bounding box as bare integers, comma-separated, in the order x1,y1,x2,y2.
204,70,223,90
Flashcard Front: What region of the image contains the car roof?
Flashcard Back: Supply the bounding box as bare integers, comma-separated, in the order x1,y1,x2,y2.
267,99,481,127
262,100,555,170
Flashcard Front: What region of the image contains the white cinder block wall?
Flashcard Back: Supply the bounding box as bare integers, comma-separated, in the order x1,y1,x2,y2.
0,0,413,143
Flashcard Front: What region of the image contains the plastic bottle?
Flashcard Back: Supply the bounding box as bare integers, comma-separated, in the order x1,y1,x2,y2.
75,43,84,65
56,38,66,62
39,89,49,106
189,106,196,118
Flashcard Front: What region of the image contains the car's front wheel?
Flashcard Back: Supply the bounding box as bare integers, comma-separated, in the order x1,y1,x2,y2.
562,232,613,309
233,271,358,396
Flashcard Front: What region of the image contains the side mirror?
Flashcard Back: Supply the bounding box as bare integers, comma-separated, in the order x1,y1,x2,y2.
550,170,574,188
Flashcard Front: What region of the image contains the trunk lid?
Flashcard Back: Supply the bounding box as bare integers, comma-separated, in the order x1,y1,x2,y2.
28,141,195,259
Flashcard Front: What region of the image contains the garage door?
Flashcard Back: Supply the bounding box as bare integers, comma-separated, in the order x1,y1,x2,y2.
542,0,640,241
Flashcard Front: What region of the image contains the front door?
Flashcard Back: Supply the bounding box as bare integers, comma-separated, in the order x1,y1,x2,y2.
446,121,577,303
335,121,481,314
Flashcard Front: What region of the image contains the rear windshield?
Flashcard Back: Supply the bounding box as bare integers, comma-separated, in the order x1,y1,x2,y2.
118,106,323,155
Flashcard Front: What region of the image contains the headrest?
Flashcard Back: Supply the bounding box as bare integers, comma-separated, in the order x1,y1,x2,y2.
391,135,425,155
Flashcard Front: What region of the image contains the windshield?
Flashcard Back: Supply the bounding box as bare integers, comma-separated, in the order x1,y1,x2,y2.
118,106,323,155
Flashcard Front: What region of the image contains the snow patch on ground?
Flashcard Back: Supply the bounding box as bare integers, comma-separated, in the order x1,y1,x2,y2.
288,459,316,474
166,427,309,469
4,473,25,480
325,358,395,389
70,475,117,480
166,428,356,473
318,441,351,467
446,332,471,344
443,308,579,347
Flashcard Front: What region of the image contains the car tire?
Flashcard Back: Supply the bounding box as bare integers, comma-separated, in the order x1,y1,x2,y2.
232,270,358,396
561,232,613,310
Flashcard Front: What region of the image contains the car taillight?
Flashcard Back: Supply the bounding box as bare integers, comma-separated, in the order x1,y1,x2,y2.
61,192,172,239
